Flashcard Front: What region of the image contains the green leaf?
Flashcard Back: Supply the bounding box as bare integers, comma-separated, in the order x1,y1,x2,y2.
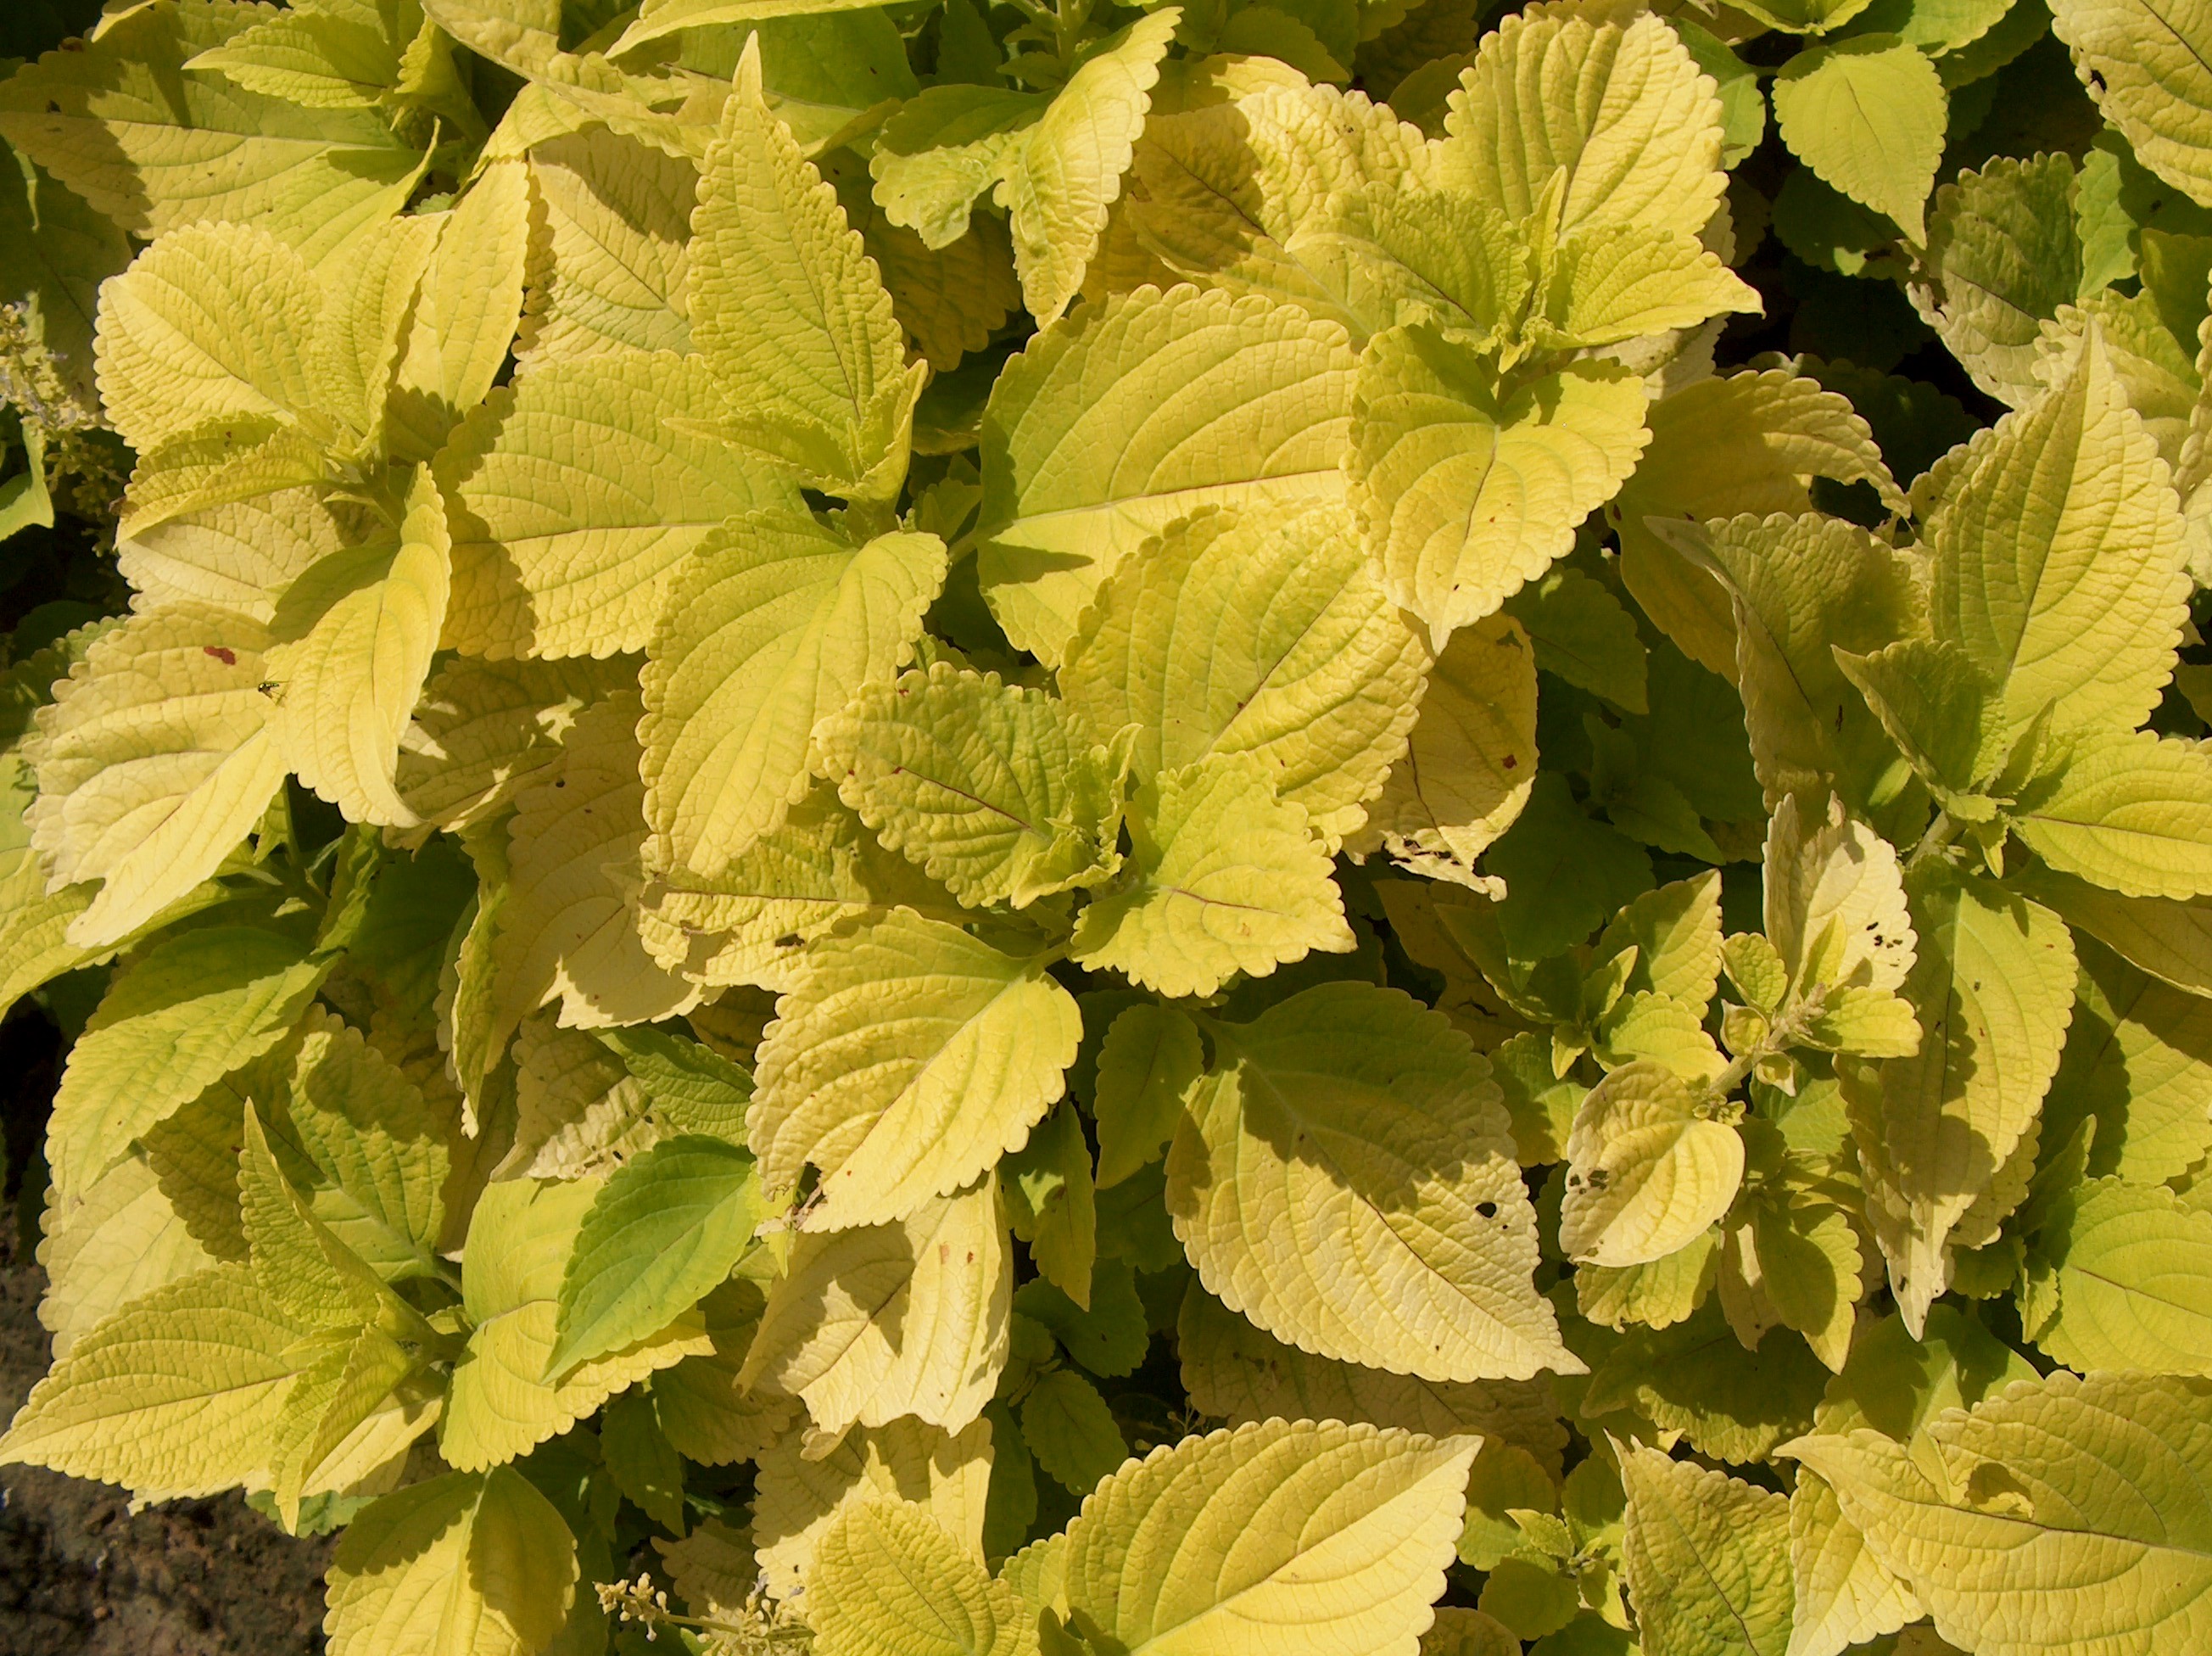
1020,1368,1127,1495
0,139,131,407
1912,155,2084,406
2031,1176,2212,1373
809,1499,1037,1656
641,511,946,878
0,1262,310,1501
1583,1308,1829,1463
1784,1371,2212,1656
438,350,801,658
1560,1061,1745,1268
1845,864,2076,1332
1015,1262,1151,1379
47,924,322,1197
600,1386,687,1534
749,908,1080,1230
1620,1446,1793,1656
1001,1101,1096,1307
0,1,425,263
2051,0,2212,210
1059,501,1427,850
1351,322,1651,648
442,1176,711,1473
325,1469,578,1656
1060,1418,1479,1655
25,604,289,948
2013,730,2212,899
1071,754,1355,999
547,1134,765,1379
1509,567,1650,713
816,663,1129,908
740,1179,1008,1437
1925,328,2191,747
1773,36,1947,242
1092,1003,1204,1189
687,36,925,501
1440,8,1727,240
1486,773,1655,960
975,283,1355,665
1166,982,1578,1382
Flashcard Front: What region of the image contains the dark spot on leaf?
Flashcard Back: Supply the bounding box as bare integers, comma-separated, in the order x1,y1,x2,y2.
203,646,236,665
1476,1201,1498,1219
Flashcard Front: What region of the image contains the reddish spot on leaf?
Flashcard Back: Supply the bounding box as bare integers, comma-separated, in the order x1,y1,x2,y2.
204,646,237,666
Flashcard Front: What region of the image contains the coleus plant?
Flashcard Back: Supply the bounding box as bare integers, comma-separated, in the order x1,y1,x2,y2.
0,0,2210,1653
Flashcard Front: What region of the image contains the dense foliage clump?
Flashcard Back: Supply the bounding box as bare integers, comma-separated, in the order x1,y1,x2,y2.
3,0,2212,1652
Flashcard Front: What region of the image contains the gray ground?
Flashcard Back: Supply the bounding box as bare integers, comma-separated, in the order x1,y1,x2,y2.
0,1226,333,1656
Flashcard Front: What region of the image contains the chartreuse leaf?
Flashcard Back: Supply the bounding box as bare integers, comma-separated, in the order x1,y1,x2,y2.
2016,865,2212,999
975,283,1356,665
812,1501,1035,1656
1351,321,1650,648
38,1155,219,1362
1924,328,2191,747
1845,864,2075,1333
651,1279,795,1469
635,786,957,993
1787,1307,2037,1656
1762,792,1918,1028
1621,1446,1793,1656
546,1134,766,1380
47,924,323,1197
687,36,925,501
1913,155,2084,406
490,693,701,1041
441,1176,712,1474
239,1103,381,1332
1354,613,1538,886
1688,513,1924,814
1081,73,1431,337
325,1468,578,1656
1608,371,1901,680
266,468,449,828
741,1179,1008,1437
815,663,1129,908
0,1,425,263
438,350,800,658
2052,0,2212,210
753,1418,992,1600
1176,1285,1570,1461
2045,936,2212,1183
1059,501,1427,850
641,511,945,878
1529,222,1760,351
267,1323,433,1529
1509,567,1649,713
1561,1062,1744,1268
748,908,1080,1231
1832,639,2005,808
309,212,439,458
1070,754,1355,999
521,131,695,364
1440,8,1726,240
2030,1176,2212,1373
0,1263,311,1502
997,9,1181,327
383,159,531,465
1059,1418,1478,1654
25,603,289,948
184,3,404,109
1092,1003,1204,1189
1748,1192,1863,1373
91,222,324,456
1773,37,1947,243
1166,982,1576,1383
394,655,629,834
2012,730,2212,899
1784,1371,2212,1656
